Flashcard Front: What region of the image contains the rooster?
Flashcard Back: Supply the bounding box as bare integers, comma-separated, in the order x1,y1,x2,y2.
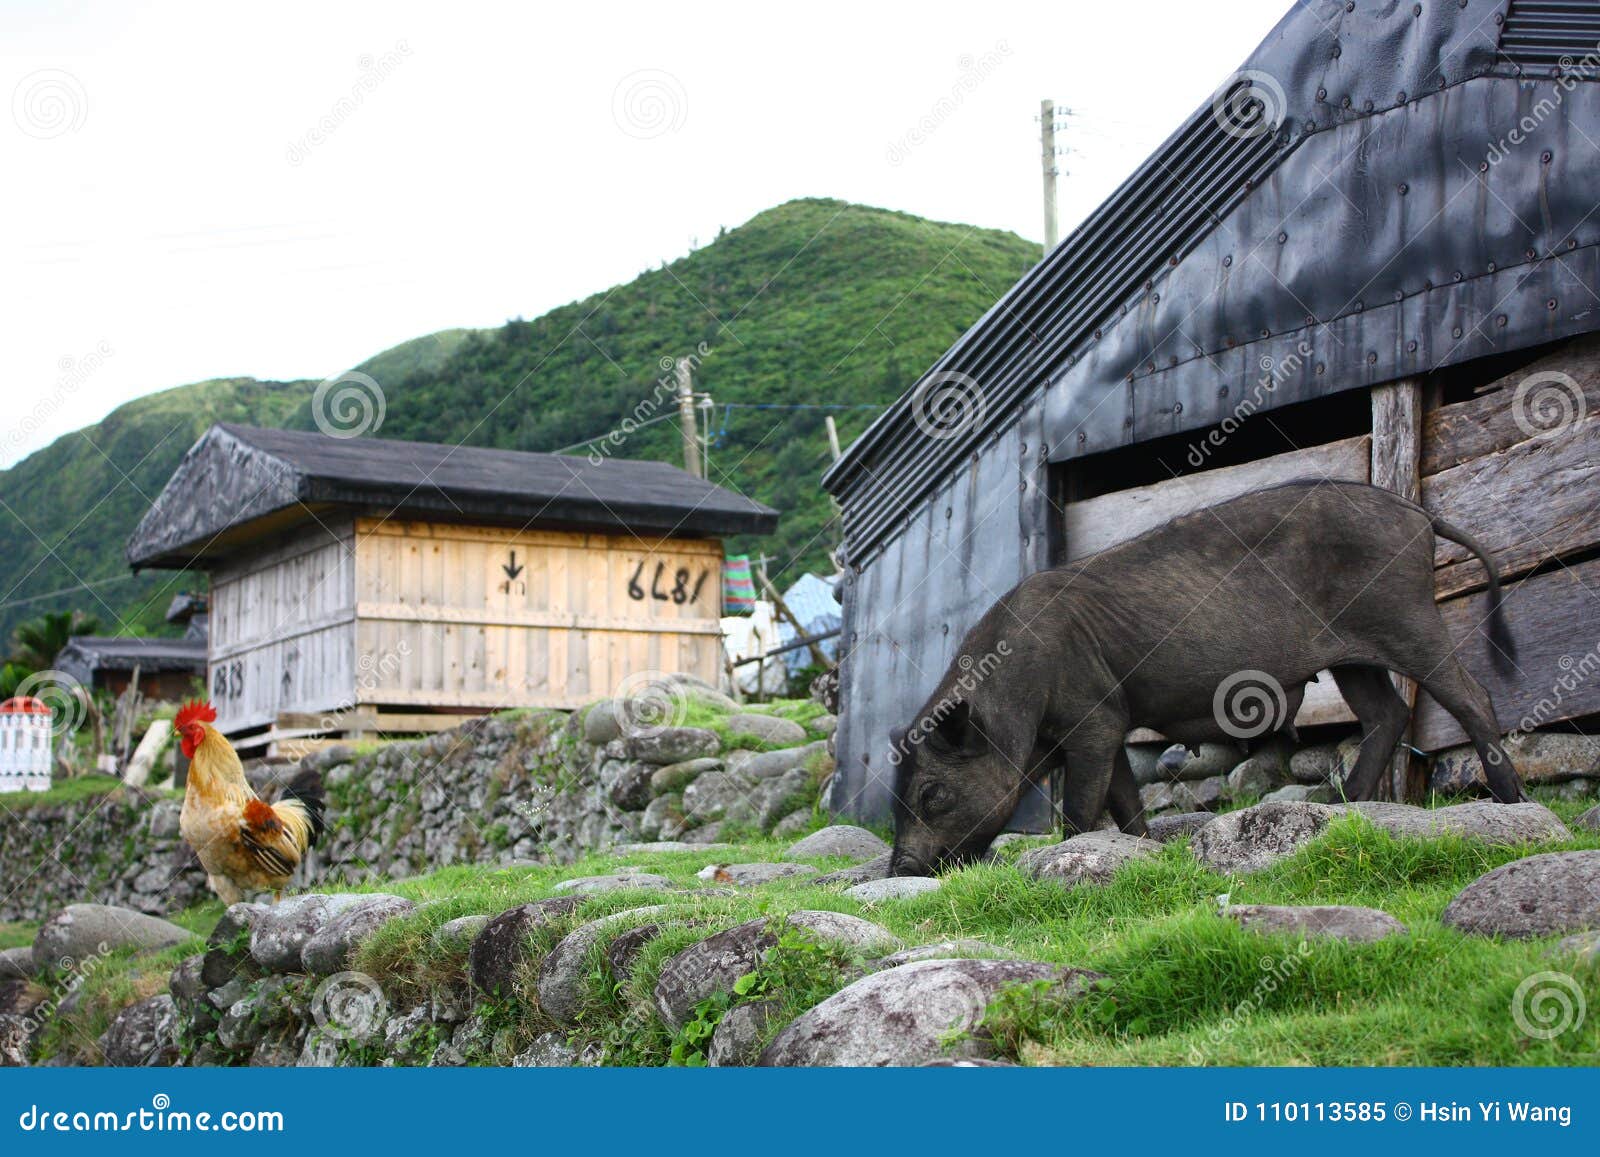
176,700,326,905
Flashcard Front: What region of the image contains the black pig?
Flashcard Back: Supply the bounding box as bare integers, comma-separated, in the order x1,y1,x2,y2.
888,480,1523,877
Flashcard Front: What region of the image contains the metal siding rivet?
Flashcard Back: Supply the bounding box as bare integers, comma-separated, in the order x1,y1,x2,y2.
1395,290,1404,301
1569,238,1578,249
1341,96,1352,108
1398,91,1407,103
1398,182,1408,195
1333,46,1342,59
1407,340,1418,352
1261,328,1271,338
1547,298,1558,310
1173,402,1183,415
1355,299,1364,311
1316,87,1327,101
1525,247,1537,260
1363,99,1373,112
1412,2,1420,14
1487,262,1496,272
1315,363,1325,375
1542,151,1553,163
1152,292,1160,303
942,624,949,635
1278,231,1288,244
1218,384,1230,398
1494,11,1502,22
1453,270,1464,281
1496,314,1508,327
1452,326,1463,338
1077,431,1087,443
1223,254,1233,267
1479,161,1488,172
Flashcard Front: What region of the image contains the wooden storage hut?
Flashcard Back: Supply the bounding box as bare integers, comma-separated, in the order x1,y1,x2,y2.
823,0,1600,825
127,424,776,745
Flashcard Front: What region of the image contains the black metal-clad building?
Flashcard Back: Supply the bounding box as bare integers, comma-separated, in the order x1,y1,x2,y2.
823,0,1600,824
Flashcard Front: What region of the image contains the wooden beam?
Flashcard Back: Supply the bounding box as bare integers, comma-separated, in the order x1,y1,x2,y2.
1063,434,1371,560
1424,414,1600,598
1371,379,1423,801
1413,555,1600,749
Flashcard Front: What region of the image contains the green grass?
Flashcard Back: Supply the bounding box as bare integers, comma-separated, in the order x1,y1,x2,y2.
35,788,1600,1067
0,774,127,809
0,921,38,950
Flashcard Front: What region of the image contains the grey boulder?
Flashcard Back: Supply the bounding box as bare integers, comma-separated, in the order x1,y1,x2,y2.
1441,850,1600,939
0,948,35,980
784,825,890,862
1346,800,1570,845
759,959,1099,1066
250,894,376,973
814,851,894,888
1431,732,1600,792
624,727,721,764
538,907,668,1026
1018,830,1161,887
1190,801,1343,874
33,904,192,974
552,872,674,895
1145,812,1215,843
99,994,179,1066
695,862,818,887
468,896,583,994
654,911,900,1029
707,1000,779,1066
1225,904,1407,942
1576,804,1600,833
300,895,415,975
846,877,942,902
726,713,808,747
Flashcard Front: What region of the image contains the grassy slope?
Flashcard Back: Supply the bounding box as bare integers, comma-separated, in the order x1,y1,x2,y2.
279,198,1035,581
31,789,1600,1066
0,377,312,642
0,199,1036,644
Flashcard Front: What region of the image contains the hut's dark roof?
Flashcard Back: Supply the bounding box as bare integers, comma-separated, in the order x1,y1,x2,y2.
128,424,779,568
825,0,1600,563
55,636,207,686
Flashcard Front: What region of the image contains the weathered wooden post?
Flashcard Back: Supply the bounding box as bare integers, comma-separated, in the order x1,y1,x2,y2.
1370,379,1423,802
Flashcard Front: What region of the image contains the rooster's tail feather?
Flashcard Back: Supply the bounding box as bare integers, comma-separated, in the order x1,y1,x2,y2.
279,768,327,846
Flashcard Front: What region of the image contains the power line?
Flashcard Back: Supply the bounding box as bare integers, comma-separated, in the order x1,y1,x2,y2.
0,572,143,613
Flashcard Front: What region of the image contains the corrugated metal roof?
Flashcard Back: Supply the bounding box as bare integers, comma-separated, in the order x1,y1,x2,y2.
128,423,778,569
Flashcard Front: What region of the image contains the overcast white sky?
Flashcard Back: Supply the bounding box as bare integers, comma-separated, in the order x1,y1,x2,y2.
1,0,1289,467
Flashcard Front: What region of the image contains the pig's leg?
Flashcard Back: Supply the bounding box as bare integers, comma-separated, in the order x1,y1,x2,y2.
1106,746,1148,837
1329,665,1410,801
1415,658,1526,803
1057,730,1123,838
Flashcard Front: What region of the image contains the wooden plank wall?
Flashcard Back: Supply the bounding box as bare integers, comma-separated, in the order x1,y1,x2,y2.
208,519,357,734
1414,336,1600,748
352,520,723,711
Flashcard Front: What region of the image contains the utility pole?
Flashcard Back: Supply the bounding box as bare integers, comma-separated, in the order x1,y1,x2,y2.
675,356,702,478
1040,99,1068,253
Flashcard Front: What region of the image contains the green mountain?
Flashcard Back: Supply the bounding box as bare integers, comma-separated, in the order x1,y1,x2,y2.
0,199,1037,645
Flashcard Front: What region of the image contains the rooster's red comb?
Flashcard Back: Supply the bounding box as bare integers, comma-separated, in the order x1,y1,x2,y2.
175,700,216,730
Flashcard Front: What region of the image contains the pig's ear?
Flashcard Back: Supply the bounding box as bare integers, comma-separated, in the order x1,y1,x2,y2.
929,701,986,757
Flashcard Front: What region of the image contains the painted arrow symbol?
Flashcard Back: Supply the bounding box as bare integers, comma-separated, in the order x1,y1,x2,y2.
502,550,525,580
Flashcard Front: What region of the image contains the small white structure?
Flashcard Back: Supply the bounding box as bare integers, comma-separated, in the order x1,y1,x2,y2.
0,697,54,792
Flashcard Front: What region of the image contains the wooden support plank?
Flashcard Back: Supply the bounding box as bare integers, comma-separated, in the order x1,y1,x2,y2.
1371,379,1423,800
355,602,723,634
1420,334,1600,475
1424,414,1600,598
1413,555,1600,750
1063,435,1371,560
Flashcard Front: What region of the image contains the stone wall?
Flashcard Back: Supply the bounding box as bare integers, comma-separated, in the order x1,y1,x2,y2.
0,680,835,924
